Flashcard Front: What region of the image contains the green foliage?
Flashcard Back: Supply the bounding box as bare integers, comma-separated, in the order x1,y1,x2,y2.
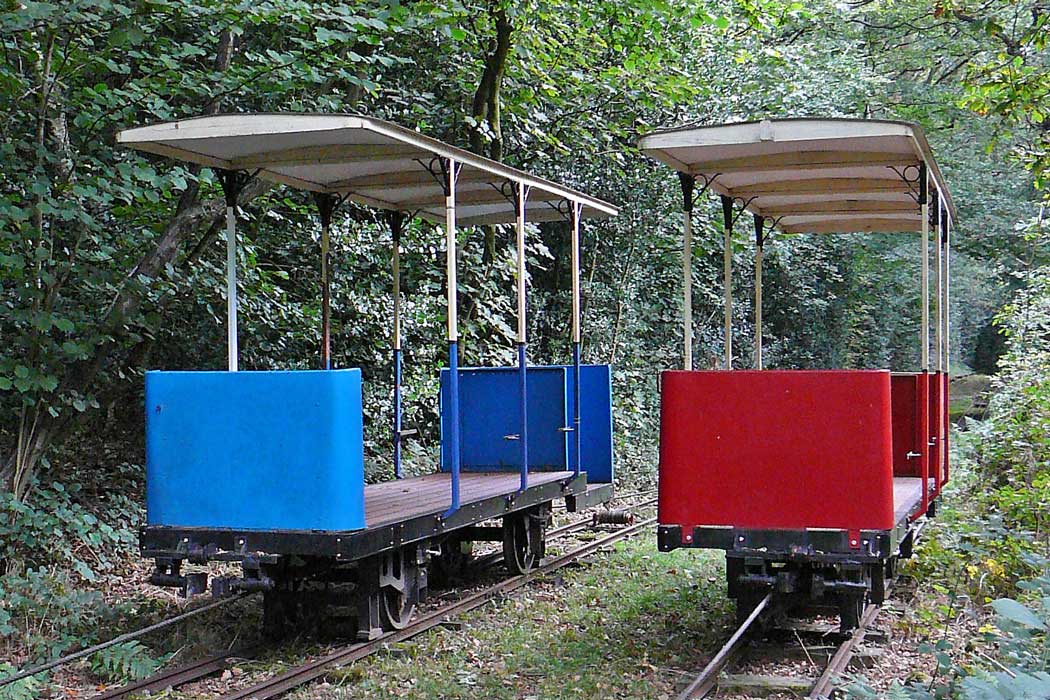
0,479,138,578
0,568,107,662
0,666,45,700
853,248,1050,697
89,641,163,683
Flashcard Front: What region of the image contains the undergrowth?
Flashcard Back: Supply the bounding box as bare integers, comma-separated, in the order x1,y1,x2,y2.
0,473,168,694
850,266,1050,698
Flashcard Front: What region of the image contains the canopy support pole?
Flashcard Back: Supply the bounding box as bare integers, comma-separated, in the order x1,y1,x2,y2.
441,158,462,517
721,195,734,369
920,163,929,372
941,202,951,485
515,181,530,493
679,174,695,370
218,170,252,372
917,162,930,520
313,193,345,370
933,197,942,375
754,214,764,370
943,209,951,373
388,210,406,479
570,200,583,477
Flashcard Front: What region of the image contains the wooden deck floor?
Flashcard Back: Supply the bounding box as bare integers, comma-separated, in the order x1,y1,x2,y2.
893,476,926,524
364,471,573,528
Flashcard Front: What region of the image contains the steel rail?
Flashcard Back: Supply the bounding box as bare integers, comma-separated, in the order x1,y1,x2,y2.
220,517,656,700
91,648,251,700
676,591,773,700
0,594,251,688
807,604,880,699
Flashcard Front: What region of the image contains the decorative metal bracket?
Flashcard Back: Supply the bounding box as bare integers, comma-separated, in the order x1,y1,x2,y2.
888,164,922,205
754,214,784,247
418,156,462,196
312,192,352,229
547,197,582,222
218,168,260,207
493,179,531,210
679,172,721,212
727,195,759,229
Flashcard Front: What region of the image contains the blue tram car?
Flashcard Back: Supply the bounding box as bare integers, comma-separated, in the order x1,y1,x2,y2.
118,114,619,639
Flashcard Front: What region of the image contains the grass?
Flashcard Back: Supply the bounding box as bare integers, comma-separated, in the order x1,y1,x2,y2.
293,537,731,699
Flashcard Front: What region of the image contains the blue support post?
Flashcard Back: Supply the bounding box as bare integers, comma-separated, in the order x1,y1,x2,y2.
447,340,461,513
572,342,582,477
393,347,403,479
518,343,528,491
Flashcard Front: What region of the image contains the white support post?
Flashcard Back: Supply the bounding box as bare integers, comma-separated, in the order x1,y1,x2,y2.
226,204,238,371
934,192,943,374
944,212,951,372
516,182,528,346
722,195,734,370
754,215,764,370
683,210,693,371
920,177,929,372
571,203,582,347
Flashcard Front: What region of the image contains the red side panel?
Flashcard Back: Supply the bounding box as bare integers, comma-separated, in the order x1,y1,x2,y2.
658,370,895,532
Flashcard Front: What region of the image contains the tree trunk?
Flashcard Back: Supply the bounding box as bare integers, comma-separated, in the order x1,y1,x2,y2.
469,3,513,265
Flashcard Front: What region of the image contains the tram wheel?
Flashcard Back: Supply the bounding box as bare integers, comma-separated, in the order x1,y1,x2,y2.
503,511,539,575
378,549,415,630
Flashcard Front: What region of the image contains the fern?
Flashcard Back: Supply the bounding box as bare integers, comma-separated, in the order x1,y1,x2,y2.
0,665,45,700
88,641,161,683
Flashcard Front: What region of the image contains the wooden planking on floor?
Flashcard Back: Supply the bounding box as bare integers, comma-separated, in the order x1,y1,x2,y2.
364,471,572,528
892,476,924,524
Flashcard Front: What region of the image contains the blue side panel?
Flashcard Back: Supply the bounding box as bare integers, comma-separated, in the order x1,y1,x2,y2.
440,367,568,472
145,370,366,531
563,364,615,483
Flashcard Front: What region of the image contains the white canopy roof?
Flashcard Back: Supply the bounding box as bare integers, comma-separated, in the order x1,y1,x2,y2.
638,118,956,234
117,113,618,226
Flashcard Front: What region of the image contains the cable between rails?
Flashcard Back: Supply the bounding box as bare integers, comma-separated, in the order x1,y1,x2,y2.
0,593,252,688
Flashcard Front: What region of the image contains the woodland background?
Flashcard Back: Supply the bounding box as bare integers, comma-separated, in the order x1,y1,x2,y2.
1,1,1048,698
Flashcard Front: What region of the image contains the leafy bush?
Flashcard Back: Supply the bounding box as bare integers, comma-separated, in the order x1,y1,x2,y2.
0,479,139,579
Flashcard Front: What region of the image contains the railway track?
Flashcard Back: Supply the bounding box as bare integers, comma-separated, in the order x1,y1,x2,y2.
90,498,656,700
676,599,883,700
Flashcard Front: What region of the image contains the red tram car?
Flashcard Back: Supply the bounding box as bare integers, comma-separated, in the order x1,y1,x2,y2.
639,119,955,629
